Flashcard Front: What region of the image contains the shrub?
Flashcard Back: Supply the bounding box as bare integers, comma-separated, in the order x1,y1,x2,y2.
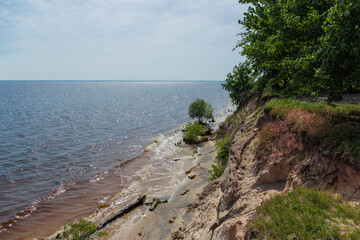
250,188,360,239
208,164,224,181
61,219,97,240
183,122,205,144
222,62,254,105
188,99,214,123
215,135,230,165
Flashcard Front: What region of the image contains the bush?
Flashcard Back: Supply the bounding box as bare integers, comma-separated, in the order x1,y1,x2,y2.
188,99,214,123
61,219,97,240
183,122,205,144
208,164,224,181
215,135,230,165
250,188,360,239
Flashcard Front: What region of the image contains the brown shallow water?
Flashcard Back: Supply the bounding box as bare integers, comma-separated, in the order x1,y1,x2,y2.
0,103,234,240
0,130,185,240
0,154,150,239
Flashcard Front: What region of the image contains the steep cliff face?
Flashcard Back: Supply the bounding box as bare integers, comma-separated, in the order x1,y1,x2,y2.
180,94,360,239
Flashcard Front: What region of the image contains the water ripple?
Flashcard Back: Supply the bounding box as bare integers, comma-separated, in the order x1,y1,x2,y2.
0,81,230,225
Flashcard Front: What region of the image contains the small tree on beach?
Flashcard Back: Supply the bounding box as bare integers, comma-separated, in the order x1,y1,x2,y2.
188,99,214,123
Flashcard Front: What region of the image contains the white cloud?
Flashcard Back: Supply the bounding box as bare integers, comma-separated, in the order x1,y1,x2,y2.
0,0,248,80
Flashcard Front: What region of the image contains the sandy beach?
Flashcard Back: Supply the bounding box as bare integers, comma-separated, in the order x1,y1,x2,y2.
74,140,218,240
123,140,217,240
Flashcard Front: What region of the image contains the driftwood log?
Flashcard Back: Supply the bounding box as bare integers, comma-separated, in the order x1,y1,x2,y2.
96,195,146,231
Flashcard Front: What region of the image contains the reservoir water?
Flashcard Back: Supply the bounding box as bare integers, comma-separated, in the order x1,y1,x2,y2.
0,81,232,238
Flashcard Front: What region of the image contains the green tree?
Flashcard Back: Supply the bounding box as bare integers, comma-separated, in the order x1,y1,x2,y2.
188,99,214,123
222,62,254,105
315,0,360,100
228,0,360,102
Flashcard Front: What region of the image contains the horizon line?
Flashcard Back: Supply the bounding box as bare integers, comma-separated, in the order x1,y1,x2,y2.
0,80,225,82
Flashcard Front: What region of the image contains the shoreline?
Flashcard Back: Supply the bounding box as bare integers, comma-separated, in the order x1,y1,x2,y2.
44,104,235,239
0,82,235,240
48,94,360,239
45,135,217,240
123,140,218,240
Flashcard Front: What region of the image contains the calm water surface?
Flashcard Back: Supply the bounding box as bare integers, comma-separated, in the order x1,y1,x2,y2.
0,81,231,238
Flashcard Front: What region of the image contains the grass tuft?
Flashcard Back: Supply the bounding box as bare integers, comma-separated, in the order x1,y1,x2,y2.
60,219,97,240
208,164,224,181
215,135,230,165
251,188,360,240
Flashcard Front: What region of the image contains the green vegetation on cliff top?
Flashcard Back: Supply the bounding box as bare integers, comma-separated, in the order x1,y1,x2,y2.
265,99,360,118
264,99,360,160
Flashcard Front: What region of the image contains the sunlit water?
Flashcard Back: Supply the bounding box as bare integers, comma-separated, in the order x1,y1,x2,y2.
0,81,232,238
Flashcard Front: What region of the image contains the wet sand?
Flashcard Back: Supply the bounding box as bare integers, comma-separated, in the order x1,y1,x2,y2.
89,141,217,240
108,141,215,240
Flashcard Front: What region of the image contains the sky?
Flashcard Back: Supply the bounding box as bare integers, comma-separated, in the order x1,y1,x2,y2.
0,0,248,80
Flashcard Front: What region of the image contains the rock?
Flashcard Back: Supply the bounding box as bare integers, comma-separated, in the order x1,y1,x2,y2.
209,222,219,232
169,219,174,223
171,231,184,239
203,125,213,135
185,164,200,174
186,203,199,212
149,198,161,211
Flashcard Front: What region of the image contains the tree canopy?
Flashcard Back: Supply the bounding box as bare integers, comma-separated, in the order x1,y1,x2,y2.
188,98,214,123
223,0,360,103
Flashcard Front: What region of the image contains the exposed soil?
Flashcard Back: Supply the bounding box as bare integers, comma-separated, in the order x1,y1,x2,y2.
49,93,360,240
